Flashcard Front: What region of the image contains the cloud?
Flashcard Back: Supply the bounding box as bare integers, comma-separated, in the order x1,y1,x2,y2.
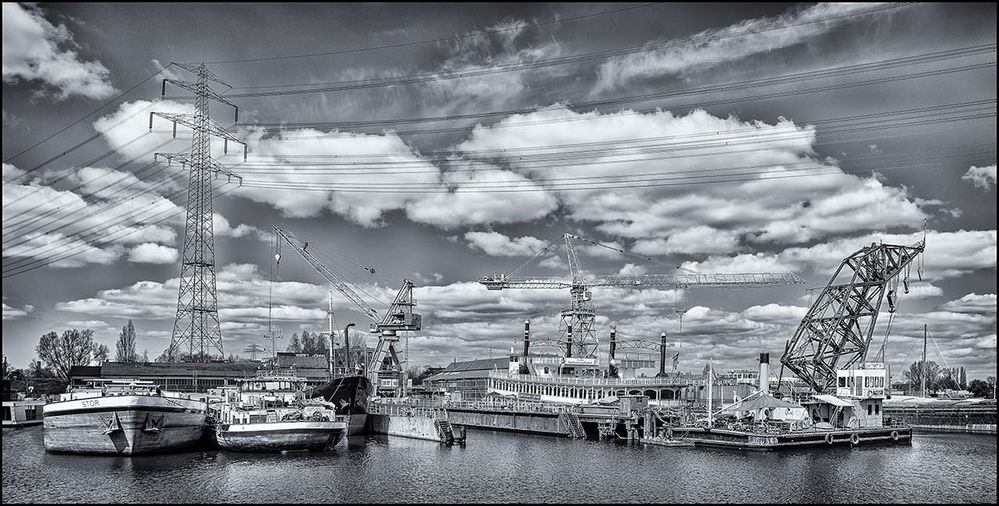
2,301,34,320
458,106,927,245
633,226,741,256
2,165,182,268
213,214,265,240
593,3,894,92
962,164,996,189
684,229,996,281
127,243,178,264
2,3,116,99
464,231,547,256
939,293,996,315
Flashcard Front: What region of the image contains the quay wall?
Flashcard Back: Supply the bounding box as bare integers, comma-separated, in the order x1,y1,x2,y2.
447,408,566,436
910,424,996,435
366,414,440,442
884,401,996,434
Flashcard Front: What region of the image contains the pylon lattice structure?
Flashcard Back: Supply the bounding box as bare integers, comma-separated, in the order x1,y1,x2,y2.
151,63,245,362
779,240,925,393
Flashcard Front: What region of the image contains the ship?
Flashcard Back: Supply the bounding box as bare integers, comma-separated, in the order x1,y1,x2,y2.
307,373,373,436
42,379,207,455
213,371,346,452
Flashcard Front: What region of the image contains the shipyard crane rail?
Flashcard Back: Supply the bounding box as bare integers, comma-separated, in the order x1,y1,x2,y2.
779,238,925,394
272,226,421,395
480,233,805,362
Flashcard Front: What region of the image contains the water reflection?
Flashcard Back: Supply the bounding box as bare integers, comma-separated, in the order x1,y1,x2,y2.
3,427,995,503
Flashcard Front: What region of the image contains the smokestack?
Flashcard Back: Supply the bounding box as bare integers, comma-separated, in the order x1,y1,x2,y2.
658,331,668,377
521,320,531,374
759,353,770,394
566,324,573,358
608,327,618,378
523,320,531,357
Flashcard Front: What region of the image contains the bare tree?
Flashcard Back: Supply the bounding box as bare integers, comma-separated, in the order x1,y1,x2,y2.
35,329,102,380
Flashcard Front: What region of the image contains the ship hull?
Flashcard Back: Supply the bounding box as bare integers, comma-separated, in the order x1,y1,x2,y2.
43,395,206,455
215,421,346,452
308,375,372,436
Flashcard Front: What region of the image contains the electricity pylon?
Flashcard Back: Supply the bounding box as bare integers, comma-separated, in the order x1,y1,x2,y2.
151,62,245,362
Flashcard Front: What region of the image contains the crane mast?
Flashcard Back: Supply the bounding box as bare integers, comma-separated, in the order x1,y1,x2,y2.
272,226,421,396
480,232,805,367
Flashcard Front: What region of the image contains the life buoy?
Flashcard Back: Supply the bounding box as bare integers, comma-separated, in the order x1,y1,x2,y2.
890,430,899,442
825,433,834,445
850,432,860,445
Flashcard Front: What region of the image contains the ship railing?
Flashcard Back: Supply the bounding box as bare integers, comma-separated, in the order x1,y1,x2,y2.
487,371,690,387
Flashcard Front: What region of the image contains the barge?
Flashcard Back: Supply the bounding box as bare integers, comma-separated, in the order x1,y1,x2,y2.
43,379,206,455
212,371,346,452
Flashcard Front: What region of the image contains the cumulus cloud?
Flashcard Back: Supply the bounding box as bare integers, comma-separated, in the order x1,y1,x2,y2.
593,3,895,92
2,301,34,320
127,243,178,264
464,231,547,256
458,105,927,245
2,164,182,269
939,293,997,315
2,3,116,99
684,229,996,281
962,164,996,189
633,226,741,256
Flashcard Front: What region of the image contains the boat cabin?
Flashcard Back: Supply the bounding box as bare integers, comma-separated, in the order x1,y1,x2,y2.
803,363,889,429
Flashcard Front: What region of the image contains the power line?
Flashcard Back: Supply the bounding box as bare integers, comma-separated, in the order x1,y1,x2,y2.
203,3,664,64
231,55,996,134
228,106,997,173
237,149,997,193
2,70,163,164
2,183,239,279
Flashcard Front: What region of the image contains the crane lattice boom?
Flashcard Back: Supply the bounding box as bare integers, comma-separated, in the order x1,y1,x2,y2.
780,240,925,393
273,226,379,321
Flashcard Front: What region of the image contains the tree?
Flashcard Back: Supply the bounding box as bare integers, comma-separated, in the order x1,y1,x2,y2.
301,330,315,354
1,355,8,378
28,359,55,378
959,366,968,390
968,379,992,398
287,333,302,353
115,320,138,363
36,329,104,380
904,360,940,394
154,348,172,363
93,344,110,365
935,369,960,391
141,349,149,362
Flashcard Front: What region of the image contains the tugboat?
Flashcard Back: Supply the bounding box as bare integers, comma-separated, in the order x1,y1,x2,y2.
43,379,207,455
213,371,346,452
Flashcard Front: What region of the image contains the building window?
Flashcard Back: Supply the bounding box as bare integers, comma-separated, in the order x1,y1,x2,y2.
838,377,846,387
875,404,880,415
867,404,872,416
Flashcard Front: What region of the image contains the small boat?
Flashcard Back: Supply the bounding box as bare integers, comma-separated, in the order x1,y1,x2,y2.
43,379,207,455
212,371,346,452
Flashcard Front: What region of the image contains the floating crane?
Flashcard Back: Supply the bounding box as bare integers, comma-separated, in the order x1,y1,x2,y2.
480,233,806,370
779,238,925,394
272,226,422,396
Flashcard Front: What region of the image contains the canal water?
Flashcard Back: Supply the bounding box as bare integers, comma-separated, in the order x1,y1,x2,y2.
2,428,996,503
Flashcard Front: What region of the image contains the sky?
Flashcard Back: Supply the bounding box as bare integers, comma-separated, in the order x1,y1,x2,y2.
2,2,996,379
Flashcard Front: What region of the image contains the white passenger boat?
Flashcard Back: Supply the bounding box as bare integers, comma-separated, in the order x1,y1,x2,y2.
43,379,207,455
212,371,346,452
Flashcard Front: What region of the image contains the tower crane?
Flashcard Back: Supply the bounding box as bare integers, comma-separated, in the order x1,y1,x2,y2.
480,233,805,373
779,238,925,394
272,226,422,396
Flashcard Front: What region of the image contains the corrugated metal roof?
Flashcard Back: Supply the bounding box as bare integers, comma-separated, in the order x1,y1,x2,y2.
425,357,508,382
